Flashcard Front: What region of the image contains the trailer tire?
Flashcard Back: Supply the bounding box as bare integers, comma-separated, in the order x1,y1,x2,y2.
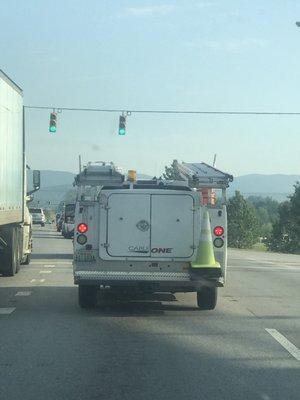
0,227,19,277
197,287,217,310
78,285,98,308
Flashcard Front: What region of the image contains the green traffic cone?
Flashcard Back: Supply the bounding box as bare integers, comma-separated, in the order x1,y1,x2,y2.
192,208,221,269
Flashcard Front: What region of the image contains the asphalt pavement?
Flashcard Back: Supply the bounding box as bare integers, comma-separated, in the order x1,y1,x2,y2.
0,226,299,400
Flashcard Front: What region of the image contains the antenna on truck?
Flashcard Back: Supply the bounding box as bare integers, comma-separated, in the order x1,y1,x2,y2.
213,154,217,168
79,155,82,173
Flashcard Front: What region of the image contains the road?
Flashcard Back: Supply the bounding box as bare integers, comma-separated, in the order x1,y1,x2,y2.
0,226,299,400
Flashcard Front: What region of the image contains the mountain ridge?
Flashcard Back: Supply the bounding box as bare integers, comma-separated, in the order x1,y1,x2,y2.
30,170,300,205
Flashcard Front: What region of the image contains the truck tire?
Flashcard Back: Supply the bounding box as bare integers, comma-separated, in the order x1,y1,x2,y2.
197,286,217,310
0,227,20,277
22,253,31,265
78,285,98,308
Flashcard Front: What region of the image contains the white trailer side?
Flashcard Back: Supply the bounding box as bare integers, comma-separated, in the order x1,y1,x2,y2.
0,70,23,226
0,70,32,275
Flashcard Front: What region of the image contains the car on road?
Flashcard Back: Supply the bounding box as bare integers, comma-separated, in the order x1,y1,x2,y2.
29,207,46,227
62,203,75,239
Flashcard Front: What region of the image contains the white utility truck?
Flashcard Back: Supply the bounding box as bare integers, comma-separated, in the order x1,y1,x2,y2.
73,161,233,309
0,69,40,275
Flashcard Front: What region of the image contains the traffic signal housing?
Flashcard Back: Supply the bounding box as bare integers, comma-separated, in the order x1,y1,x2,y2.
118,115,126,135
49,112,57,133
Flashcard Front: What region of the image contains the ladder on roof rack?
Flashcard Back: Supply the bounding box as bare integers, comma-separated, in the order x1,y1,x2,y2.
174,161,233,189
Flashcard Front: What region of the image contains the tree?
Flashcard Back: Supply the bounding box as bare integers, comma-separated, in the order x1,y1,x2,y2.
163,160,183,180
247,196,279,238
227,191,260,248
266,183,300,253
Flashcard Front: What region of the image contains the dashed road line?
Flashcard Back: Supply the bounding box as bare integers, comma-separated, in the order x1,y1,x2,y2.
39,270,52,274
44,264,56,268
30,278,46,283
266,328,300,361
0,307,16,315
15,291,32,296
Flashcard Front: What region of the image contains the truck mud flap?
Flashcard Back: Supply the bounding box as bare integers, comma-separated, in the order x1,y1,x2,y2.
190,268,222,279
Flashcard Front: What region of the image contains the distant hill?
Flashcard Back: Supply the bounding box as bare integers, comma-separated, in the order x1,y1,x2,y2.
29,170,300,206
28,170,75,188
229,174,300,201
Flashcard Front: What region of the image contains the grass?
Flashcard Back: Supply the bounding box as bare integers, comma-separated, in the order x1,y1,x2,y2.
251,242,267,252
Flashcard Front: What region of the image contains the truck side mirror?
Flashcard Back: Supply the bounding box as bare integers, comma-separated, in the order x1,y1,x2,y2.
33,170,41,190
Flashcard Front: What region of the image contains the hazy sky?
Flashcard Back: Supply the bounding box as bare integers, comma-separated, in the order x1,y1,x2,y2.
1,0,300,176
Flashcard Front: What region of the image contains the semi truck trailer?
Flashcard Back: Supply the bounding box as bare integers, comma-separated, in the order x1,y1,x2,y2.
72,161,233,309
0,69,40,276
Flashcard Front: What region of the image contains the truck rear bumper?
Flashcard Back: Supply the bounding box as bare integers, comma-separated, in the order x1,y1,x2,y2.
74,270,223,289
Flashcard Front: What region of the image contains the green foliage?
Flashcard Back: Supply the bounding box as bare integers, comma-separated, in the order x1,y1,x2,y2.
266,183,300,253
227,191,260,249
247,196,279,237
163,160,183,180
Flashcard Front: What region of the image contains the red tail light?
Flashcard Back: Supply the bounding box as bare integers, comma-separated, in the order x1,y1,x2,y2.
214,226,224,236
77,223,88,233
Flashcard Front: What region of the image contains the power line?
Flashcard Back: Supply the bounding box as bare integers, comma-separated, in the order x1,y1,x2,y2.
24,105,300,116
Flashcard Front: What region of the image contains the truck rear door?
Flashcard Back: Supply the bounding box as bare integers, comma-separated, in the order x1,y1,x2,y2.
151,194,195,258
106,193,151,257
99,190,198,261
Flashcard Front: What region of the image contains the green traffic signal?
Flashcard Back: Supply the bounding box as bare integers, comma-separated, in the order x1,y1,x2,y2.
49,112,57,134
118,115,126,135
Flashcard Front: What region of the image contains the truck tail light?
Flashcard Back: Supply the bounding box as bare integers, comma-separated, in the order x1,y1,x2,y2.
213,226,224,236
77,234,87,245
214,238,224,248
77,223,88,233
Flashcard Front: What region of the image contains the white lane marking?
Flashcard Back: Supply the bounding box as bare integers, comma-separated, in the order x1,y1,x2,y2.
44,264,55,268
30,279,36,283
15,291,32,296
40,279,45,283
228,265,299,271
266,328,300,361
39,270,52,274
30,261,72,265
0,307,16,314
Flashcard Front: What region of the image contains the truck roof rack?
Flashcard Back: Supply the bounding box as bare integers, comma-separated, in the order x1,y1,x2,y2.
74,162,125,187
74,160,233,190
174,161,233,189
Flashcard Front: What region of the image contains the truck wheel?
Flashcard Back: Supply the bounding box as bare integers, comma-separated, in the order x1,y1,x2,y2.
41,223,45,227
23,253,31,265
0,227,19,276
197,287,217,310
78,285,98,308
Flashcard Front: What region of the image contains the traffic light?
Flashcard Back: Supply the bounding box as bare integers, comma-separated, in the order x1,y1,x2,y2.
118,115,126,135
49,112,57,133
